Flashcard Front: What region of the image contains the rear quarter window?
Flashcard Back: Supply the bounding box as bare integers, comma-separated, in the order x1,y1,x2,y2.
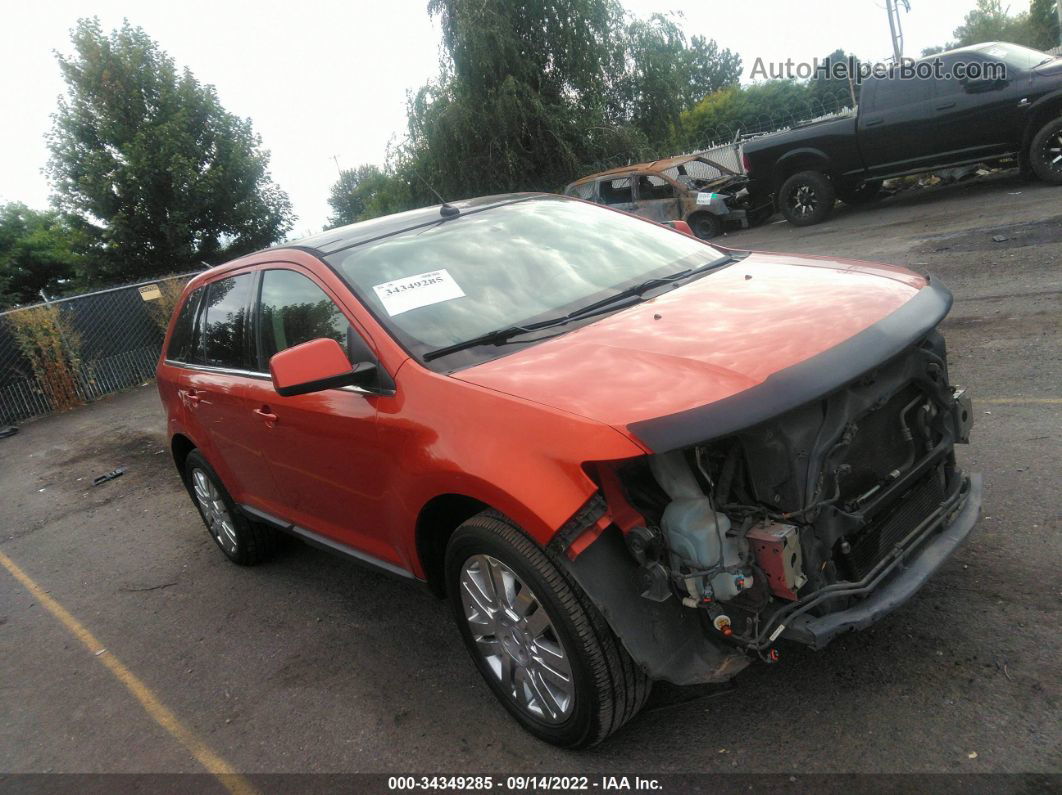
165,286,204,363
565,182,595,201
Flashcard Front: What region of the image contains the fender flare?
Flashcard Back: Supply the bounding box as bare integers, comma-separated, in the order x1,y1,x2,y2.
773,147,834,190
1021,89,1062,149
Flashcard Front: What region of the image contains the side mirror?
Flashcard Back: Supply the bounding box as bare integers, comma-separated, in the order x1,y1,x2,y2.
269,338,378,397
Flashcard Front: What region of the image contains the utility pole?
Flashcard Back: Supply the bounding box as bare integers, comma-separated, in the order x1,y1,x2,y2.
886,0,911,63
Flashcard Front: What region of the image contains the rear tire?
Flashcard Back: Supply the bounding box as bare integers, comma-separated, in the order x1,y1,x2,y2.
779,170,836,226
183,450,277,565
1029,117,1062,185
445,511,651,748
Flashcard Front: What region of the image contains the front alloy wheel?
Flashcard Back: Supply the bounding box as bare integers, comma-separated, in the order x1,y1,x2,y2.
459,554,574,723
445,511,651,747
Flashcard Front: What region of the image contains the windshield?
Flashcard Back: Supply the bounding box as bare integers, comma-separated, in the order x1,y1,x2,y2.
978,43,1053,70
326,196,725,368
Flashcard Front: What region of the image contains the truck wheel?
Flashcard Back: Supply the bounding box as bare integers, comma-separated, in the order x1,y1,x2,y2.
184,450,277,565
687,212,723,239
779,171,836,226
445,511,651,748
837,179,883,205
1029,117,1062,185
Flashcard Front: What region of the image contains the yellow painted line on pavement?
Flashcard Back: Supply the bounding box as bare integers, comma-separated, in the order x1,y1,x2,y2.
979,398,1062,405
0,550,257,795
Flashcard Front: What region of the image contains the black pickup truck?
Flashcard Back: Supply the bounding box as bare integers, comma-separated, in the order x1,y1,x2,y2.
743,42,1062,226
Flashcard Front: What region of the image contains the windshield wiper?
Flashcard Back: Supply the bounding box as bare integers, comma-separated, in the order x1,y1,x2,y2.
422,296,644,361
423,252,738,362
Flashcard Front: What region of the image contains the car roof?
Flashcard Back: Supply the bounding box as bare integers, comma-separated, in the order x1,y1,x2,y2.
187,193,547,286
567,155,710,188
281,193,542,256
921,41,1027,60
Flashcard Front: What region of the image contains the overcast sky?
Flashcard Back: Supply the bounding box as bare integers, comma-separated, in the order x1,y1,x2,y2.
1,0,980,235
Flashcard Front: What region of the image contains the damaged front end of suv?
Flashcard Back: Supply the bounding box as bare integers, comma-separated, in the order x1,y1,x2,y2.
553,284,981,685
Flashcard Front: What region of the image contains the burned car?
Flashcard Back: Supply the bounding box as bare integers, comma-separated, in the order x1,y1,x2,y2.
564,154,769,239
158,194,980,748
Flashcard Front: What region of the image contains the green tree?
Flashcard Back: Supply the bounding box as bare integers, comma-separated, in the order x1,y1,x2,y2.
328,165,378,227
392,0,739,205
326,161,417,227
677,78,839,150
620,14,741,146
46,19,293,283
1027,0,1061,49
952,0,1030,46
0,203,82,308
809,49,860,111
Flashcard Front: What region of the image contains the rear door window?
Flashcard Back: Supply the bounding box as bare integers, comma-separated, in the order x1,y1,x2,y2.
867,74,933,110
166,286,204,363
637,175,677,200
196,273,254,369
598,177,634,205
257,269,354,364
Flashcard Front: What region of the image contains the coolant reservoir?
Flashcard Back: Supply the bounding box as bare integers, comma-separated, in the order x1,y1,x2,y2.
649,451,732,570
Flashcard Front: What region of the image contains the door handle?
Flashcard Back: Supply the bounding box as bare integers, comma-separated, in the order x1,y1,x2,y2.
254,406,278,425
936,102,956,110
184,388,202,406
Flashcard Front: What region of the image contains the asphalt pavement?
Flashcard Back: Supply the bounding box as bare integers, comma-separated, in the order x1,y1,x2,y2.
1,170,1059,783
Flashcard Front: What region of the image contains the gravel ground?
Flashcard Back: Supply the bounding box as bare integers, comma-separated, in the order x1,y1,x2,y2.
1,170,1059,782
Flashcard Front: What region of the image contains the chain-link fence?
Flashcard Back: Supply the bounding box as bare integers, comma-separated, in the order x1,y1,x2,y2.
0,273,197,425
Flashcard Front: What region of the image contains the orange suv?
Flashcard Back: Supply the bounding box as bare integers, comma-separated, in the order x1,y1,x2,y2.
158,194,981,747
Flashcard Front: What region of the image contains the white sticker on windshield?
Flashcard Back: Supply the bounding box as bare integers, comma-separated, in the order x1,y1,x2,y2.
372,269,466,316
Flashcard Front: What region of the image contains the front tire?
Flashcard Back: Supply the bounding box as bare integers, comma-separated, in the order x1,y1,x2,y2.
779,170,836,226
183,450,277,565
1029,117,1062,184
687,212,723,240
445,511,651,748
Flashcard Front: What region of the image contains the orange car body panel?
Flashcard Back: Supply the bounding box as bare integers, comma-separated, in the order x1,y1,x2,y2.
158,237,928,581
158,251,648,577
456,251,926,428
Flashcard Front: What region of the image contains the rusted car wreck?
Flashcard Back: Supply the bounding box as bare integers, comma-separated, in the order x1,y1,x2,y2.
564,154,769,239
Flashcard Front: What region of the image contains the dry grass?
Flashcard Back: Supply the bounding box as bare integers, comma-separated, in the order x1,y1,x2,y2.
7,304,82,411
146,276,191,335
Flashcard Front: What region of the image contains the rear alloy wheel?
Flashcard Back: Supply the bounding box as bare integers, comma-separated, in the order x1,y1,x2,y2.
183,450,277,565
445,511,651,748
1029,117,1062,185
687,212,723,240
779,170,836,226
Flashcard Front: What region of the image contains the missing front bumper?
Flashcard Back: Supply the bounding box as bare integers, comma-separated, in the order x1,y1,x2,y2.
782,473,983,650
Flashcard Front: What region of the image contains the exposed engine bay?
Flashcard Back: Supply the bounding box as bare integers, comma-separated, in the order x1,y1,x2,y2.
581,330,976,668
